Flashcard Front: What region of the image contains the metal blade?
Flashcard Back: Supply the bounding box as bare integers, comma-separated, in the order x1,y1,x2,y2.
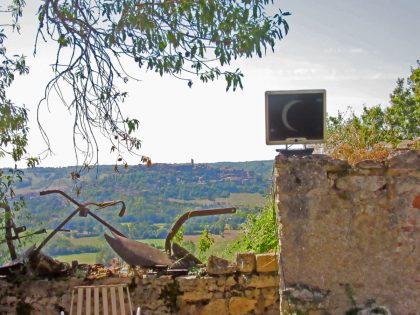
104,233,172,268
171,242,202,268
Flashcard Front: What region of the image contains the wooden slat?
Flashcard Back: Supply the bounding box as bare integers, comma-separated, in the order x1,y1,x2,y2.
94,287,100,315
110,286,117,315
126,286,133,315
77,288,83,315
102,287,109,315
69,289,75,315
118,285,126,315
70,284,136,315
86,287,91,315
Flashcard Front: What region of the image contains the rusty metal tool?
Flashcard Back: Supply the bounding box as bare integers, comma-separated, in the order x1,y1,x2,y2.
104,207,236,269
0,203,47,261
1,189,127,276
165,207,236,255
104,233,172,267
34,189,127,255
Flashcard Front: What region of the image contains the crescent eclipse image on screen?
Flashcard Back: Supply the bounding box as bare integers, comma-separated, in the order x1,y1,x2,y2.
265,89,326,144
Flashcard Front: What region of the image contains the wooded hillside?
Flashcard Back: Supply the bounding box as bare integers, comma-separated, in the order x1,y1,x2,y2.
13,161,273,241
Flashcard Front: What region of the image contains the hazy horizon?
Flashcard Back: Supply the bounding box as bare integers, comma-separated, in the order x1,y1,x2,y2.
1,0,419,168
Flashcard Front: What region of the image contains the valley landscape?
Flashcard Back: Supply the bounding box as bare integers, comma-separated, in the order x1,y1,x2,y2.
10,160,273,263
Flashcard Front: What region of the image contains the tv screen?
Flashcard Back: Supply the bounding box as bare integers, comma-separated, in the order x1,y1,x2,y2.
265,90,326,144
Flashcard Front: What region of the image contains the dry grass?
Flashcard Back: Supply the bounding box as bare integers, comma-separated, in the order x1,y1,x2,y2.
327,143,392,165
326,138,419,165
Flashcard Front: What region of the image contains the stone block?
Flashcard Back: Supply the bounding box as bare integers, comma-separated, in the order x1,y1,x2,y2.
201,299,228,315
336,175,386,192
387,150,419,170
256,253,279,273
355,159,384,169
236,252,256,273
178,304,197,315
225,276,236,288
207,255,236,275
323,158,349,172
244,274,279,288
397,139,416,150
179,290,212,302
229,297,257,315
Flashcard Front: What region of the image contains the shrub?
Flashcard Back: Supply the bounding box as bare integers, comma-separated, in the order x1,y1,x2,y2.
228,195,278,254
325,62,420,164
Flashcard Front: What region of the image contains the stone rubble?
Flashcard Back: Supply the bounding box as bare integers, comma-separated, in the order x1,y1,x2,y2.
0,252,280,315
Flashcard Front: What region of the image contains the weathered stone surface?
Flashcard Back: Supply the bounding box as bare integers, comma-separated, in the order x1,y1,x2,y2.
357,306,392,315
323,157,349,172
256,253,278,273
224,276,236,288
336,175,386,191
236,252,256,273
243,274,279,289
275,151,420,315
180,290,212,302
283,284,329,309
355,159,384,169
397,139,416,150
229,297,257,315
387,150,420,169
201,299,228,315
178,276,218,292
0,268,280,315
207,255,236,275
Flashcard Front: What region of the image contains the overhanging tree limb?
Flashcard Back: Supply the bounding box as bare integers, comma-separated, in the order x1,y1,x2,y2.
33,0,289,171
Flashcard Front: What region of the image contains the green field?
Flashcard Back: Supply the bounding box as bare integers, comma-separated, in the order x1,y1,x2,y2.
55,252,98,264
139,238,165,249
168,192,266,208
53,237,166,264
69,235,105,247
67,235,164,248
216,193,266,207
53,233,239,264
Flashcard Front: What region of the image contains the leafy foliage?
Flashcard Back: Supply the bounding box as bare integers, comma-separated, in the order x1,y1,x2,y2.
33,0,290,167
0,168,25,212
197,227,215,260
0,2,40,257
0,3,35,167
387,61,420,141
229,194,278,254
325,62,420,164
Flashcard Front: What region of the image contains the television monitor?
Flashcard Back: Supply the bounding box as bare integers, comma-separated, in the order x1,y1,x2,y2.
265,89,326,144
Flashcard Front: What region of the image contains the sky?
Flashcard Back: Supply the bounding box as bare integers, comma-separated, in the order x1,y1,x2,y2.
1,0,420,167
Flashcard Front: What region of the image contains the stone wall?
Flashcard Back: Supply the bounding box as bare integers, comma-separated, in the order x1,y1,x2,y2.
0,253,280,315
274,150,420,315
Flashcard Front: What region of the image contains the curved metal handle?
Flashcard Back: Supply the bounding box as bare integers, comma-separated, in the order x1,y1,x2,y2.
40,190,126,217
40,189,82,207
84,200,126,217
36,189,126,255
165,207,236,254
